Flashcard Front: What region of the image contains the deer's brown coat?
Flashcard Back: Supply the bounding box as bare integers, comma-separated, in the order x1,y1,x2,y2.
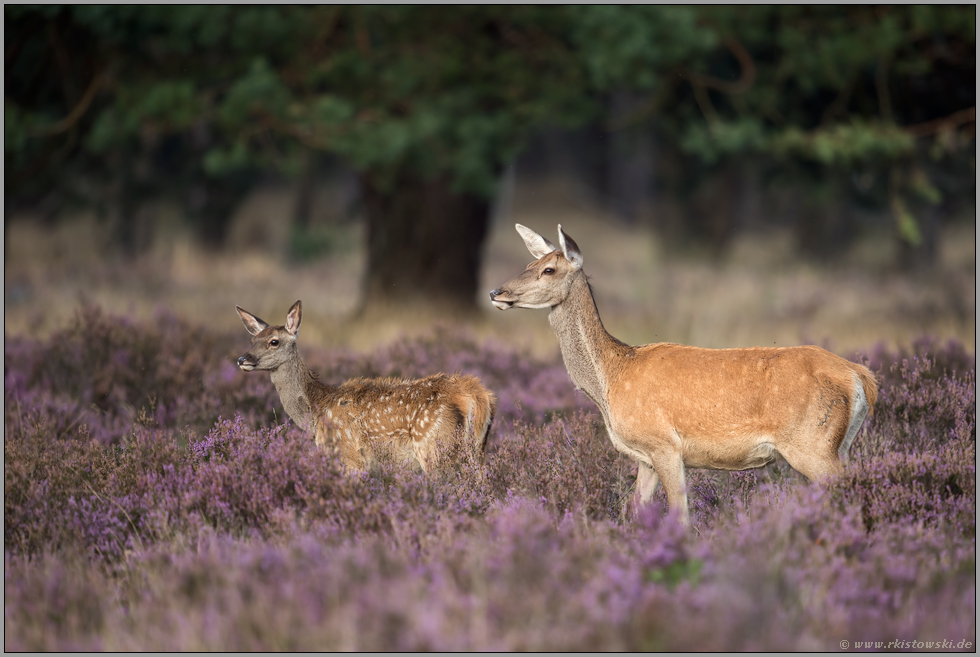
490,224,877,524
237,300,495,472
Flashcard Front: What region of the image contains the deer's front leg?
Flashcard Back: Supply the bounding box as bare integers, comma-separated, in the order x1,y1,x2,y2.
634,461,661,507
647,451,689,525
316,419,367,471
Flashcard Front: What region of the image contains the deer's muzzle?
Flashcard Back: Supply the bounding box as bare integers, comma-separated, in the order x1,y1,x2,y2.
489,288,515,310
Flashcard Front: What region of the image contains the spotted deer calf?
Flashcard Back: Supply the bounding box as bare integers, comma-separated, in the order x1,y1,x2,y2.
490,224,878,525
236,300,496,472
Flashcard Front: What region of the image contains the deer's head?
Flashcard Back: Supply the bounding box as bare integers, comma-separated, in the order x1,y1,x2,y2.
489,224,584,310
236,300,303,372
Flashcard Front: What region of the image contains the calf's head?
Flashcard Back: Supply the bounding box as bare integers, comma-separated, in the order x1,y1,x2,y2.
236,300,303,372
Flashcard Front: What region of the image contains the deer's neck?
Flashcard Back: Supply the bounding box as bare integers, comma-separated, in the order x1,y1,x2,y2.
269,354,327,431
548,273,629,412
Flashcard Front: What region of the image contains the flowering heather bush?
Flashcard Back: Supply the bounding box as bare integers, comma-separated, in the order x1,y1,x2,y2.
854,337,975,458
5,305,280,444
4,309,976,650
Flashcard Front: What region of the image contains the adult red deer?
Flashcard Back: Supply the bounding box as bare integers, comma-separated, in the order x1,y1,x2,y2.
237,300,496,472
489,224,877,525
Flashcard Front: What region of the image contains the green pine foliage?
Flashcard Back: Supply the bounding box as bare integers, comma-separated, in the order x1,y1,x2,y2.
5,6,974,244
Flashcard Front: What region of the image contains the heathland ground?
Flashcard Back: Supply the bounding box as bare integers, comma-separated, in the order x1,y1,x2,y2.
4,179,976,650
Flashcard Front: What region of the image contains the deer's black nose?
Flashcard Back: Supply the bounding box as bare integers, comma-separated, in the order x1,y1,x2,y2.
237,356,247,366
489,289,502,300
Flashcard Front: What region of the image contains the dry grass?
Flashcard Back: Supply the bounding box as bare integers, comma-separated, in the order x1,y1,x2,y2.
4,177,975,358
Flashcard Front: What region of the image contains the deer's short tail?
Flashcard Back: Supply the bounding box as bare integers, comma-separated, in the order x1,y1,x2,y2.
851,362,879,414
451,374,496,454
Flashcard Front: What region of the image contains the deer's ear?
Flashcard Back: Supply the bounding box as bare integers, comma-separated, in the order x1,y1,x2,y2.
558,225,583,269
237,306,269,336
285,300,302,336
516,224,558,260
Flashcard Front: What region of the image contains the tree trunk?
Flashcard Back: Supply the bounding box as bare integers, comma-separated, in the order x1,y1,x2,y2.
360,173,492,313
105,156,151,258
683,163,740,254
186,172,256,249
606,90,654,225
292,148,316,232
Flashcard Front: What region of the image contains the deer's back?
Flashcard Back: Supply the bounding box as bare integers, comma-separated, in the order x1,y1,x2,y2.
608,343,869,443
314,373,482,469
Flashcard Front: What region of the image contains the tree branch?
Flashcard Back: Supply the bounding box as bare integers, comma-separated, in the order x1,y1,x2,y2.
820,74,857,125
31,70,103,137
684,37,756,95
691,82,719,125
904,106,976,138
47,22,79,106
607,93,660,132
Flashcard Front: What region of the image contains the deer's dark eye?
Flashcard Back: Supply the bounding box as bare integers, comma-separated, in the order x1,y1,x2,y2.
270,339,279,347
543,267,555,275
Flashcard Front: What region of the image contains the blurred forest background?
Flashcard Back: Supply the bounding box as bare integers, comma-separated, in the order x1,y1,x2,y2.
5,5,976,354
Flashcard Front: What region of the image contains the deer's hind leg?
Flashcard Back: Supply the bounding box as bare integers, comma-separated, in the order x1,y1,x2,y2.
776,384,856,482
448,377,495,457
777,443,844,482
776,423,848,483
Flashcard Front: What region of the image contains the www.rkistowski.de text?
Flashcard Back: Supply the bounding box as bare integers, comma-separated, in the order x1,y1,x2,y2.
841,639,973,650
